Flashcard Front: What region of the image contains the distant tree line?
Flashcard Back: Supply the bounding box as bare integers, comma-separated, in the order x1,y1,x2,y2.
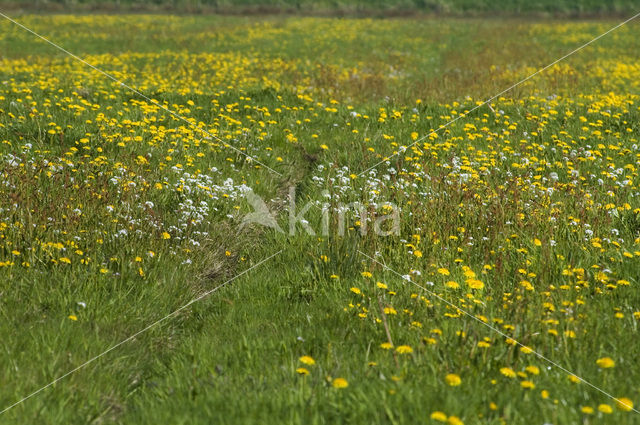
3,0,639,15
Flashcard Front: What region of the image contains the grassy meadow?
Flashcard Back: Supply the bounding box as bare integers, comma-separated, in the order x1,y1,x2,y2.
1,12,640,425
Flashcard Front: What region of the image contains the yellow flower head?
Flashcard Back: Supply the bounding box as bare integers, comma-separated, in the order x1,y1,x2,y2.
299,355,315,366
598,404,613,414
520,380,535,389
332,377,348,389
466,278,484,290
395,345,413,354
500,367,516,378
616,397,634,412
430,411,448,422
445,373,462,386
525,365,540,375
447,417,464,425
596,357,615,369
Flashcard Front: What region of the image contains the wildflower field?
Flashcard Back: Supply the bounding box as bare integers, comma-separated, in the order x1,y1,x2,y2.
1,13,640,425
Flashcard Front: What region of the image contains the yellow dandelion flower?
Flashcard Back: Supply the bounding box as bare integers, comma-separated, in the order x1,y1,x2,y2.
445,281,460,289
520,380,535,389
520,280,534,291
430,411,448,422
598,404,613,414
299,356,315,365
447,416,464,425
332,377,348,389
445,373,461,386
466,278,484,290
500,367,516,378
395,345,413,354
596,357,615,368
525,366,540,375
463,269,476,279
616,397,634,412
296,367,309,375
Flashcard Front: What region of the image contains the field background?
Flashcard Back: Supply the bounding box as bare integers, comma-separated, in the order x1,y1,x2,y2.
1,0,640,14
1,3,640,425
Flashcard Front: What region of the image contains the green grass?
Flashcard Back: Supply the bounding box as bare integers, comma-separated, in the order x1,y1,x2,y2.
1,13,640,425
